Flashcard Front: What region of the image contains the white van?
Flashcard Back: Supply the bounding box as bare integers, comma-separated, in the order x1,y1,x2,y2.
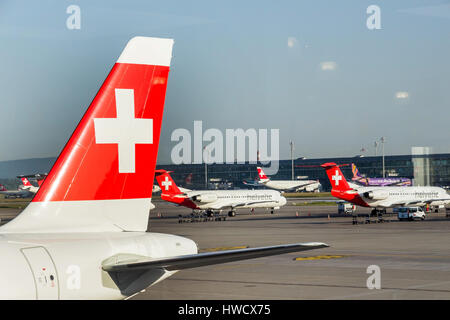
337,201,356,214
397,207,426,221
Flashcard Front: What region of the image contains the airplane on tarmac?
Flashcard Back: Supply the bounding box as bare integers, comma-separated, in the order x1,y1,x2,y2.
245,167,321,192
17,173,47,187
155,170,287,217
0,183,34,199
18,177,40,194
322,162,450,215
0,36,327,299
351,163,412,187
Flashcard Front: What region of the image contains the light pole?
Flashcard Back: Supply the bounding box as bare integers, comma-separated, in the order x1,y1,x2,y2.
374,141,379,156
204,146,210,189
380,137,386,178
290,141,294,180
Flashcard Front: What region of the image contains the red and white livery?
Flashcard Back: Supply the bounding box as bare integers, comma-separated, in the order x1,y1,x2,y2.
156,170,287,216
0,37,327,299
18,177,39,194
322,162,450,214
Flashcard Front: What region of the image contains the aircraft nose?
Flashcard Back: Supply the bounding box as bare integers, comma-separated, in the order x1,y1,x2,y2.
279,196,287,206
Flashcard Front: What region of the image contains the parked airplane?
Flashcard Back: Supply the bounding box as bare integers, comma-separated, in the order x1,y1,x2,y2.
0,183,33,199
322,162,450,215
248,167,321,192
351,163,412,187
18,177,39,194
156,170,287,216
17,173,47,187
0,36,327,299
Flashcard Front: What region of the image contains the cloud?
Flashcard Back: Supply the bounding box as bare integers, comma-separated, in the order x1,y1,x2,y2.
395,91,409,99
287,37,298,48
319,61,337,71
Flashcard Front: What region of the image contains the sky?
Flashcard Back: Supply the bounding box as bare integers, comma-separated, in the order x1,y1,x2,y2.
0,0,449,163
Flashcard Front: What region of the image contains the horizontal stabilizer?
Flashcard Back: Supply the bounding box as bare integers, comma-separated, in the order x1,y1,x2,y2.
102,242,329,272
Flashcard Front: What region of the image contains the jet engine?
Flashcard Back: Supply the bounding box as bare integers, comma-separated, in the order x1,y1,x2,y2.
363,190,389,200
191,194,218,203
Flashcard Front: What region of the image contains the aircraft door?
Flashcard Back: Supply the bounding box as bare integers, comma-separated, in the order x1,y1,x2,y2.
21,247,59,299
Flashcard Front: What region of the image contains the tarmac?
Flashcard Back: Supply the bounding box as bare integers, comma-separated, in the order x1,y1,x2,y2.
1,199,450,299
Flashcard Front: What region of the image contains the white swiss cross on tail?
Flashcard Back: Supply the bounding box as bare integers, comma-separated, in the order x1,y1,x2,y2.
94,89,153,173
161,176,172,191
332,170,342,186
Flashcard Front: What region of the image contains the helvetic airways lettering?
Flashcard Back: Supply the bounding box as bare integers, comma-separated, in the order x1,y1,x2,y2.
178,304,212,318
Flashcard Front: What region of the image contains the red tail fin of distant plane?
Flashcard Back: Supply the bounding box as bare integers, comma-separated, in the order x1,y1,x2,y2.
185,173,193,185
155,170,182,195
0,184,6,192
257,167,269,180
321,163,369,207
321,163,351,192
21,177,32,187
1,37,174,233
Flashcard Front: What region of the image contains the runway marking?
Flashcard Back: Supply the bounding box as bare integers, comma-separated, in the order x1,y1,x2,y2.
335,252,450,260
199,246,249,253
294,255,346,261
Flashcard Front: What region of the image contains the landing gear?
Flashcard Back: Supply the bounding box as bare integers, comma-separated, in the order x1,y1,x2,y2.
370,208,386,216
270,209,274,214
228,210,236,217
206,210,214,217
369,208,386,223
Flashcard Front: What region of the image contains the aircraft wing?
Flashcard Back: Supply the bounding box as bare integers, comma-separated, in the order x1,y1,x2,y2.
242,180,261,187
383,181,410,187
391,198,450,207
102,242,329,272
206,200,277,210
231,200,277,208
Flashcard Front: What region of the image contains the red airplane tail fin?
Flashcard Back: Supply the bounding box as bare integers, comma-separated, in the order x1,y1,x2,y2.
1,37,174,233
257,167,269,181
21,177,32,187
0,184,6,192
321,163,351,192
155,170,182,195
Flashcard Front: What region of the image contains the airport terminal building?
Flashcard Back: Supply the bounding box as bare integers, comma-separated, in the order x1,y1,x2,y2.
1,151,450,191
156,151,450,191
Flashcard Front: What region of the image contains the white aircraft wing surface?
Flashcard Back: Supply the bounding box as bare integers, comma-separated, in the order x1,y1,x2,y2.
231,200,277,208
206,200,277,210
102,242,329,272
391,198,450,207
